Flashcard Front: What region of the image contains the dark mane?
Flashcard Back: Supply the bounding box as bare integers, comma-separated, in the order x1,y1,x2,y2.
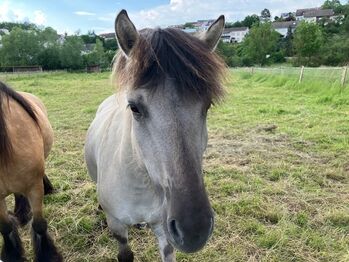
0,81,39,166
113,28,226,102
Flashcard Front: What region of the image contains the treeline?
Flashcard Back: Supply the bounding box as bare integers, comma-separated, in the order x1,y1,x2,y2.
0,23,117,70
217,0,349,67
0,0,348,70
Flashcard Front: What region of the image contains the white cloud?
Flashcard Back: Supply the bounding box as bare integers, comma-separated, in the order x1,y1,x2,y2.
74,11,96,16
122,0,329,29
0,1,46,26
0,0,26,22
33,10,46,25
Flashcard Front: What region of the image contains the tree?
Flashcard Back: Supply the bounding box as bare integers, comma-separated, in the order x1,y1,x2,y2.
0,22,39,32
103,38,118,51
242,15,260,28
261,8,271,21
39,27,58,46
38,45,61,70
184,22,195,28
216,41,242,67
321,35,349,65
0,27,40,66
241,22,279,65
322,0,343,14
60,35,84,69
83,39,107,67
293,21,324,66
284,27,294,57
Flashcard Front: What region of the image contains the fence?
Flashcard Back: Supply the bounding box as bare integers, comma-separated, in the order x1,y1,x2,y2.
233,66,349,87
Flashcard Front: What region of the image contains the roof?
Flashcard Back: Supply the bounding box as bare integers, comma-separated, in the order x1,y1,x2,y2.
223,27,249,34
272,21,298,29
99,33,115,39
296,7,320,16
304,9,334,18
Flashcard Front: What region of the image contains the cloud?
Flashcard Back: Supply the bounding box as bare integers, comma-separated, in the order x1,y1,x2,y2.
33,10,46,25
0,1,46,26
74,11,96,16
123,0,328,29
0,0,26,22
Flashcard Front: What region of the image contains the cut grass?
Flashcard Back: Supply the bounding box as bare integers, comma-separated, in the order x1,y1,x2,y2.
1,71,348,261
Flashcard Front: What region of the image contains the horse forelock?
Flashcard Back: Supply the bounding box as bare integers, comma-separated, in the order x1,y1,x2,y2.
112,27,227,103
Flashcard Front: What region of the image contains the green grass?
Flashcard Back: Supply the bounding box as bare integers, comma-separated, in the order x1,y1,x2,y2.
1,71,348,261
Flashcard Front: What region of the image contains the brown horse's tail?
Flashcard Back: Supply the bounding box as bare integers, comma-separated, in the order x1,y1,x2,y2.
0,81,39,167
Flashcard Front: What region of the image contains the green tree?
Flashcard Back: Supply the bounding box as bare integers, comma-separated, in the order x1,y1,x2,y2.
293,21,324,66
39,27,58,46
83,39,107,67
103,38,118,51
0,27,40,66
242,15,260,28
322,0,343,14
321,35,349,65
216,41,242,67
241,22,279,65
0,22,39,32
184,22,195,28
261,8,271,21
60,35,84,69
38,45,61,70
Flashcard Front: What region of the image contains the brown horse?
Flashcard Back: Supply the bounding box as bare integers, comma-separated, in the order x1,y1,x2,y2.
0,81,62,261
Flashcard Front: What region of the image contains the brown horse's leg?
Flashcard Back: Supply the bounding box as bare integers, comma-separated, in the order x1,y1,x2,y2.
14,194,32,226
43,175,54,195
27,181,62,262
0,199,26,262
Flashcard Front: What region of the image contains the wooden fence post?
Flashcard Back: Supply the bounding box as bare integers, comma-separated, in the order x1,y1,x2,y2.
341,66,348,87
251,67,254,74
299,66,305,83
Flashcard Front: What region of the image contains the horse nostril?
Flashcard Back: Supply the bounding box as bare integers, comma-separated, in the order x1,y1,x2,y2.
168,219,184,245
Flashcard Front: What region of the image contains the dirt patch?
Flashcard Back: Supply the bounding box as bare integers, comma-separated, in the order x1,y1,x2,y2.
204,125,323,172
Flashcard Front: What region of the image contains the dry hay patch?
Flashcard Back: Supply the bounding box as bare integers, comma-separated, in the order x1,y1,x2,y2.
204,124,323,172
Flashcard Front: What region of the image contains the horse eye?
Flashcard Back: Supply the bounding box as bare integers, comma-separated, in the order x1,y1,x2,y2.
129,103,141,115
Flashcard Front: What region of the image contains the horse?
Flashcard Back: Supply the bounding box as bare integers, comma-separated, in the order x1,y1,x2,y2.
85,10,226,262
0,81,62,262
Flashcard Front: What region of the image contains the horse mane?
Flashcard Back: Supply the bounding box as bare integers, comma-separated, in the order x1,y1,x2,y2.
112,27,226,102
0,81,39,166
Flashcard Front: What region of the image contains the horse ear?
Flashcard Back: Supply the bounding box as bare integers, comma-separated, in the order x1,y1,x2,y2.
198,15,225,51
115,10,139,56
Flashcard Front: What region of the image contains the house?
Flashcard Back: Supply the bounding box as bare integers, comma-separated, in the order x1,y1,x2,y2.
195,19,215,31
57,34,66,45
296,8,320,20
221,27,249,43
296,8,335,22
169,19,215,34
272,21,298,37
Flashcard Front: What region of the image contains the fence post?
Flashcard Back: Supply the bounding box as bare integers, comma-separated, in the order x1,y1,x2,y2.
299,66,305,83
341,66,348,87
251,67,254,74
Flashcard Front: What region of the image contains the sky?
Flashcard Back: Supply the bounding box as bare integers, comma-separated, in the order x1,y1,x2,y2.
0,0,346,34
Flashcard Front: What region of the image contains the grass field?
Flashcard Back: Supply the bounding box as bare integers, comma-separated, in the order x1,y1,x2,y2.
1,71,349,261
